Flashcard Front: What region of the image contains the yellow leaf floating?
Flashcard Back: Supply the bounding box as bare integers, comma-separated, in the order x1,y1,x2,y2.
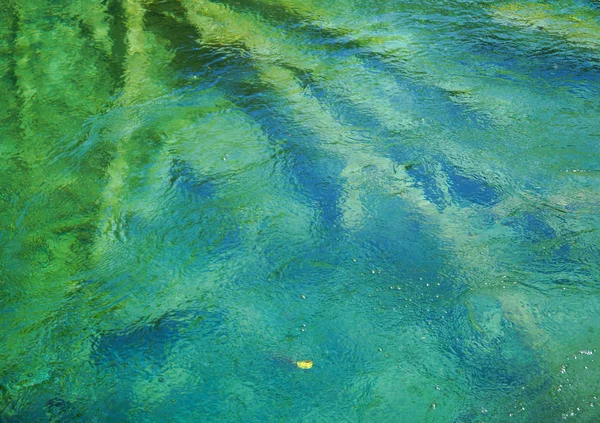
296,360,313,369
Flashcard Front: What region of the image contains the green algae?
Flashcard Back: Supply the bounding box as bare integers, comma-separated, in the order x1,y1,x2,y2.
493,2,600,51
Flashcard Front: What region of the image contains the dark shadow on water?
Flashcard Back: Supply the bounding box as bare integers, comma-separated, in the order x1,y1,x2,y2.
405,160,501,208
445,164,500,207
93,308,224,364
169,158,216,199
405,161,447,209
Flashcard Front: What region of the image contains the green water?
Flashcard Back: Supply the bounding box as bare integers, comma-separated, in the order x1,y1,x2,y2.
1,0,599,421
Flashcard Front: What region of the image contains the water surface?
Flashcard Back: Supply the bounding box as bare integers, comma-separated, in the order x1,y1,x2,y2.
1,0,600,421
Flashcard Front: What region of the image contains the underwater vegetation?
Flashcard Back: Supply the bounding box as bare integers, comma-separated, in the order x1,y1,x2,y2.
1,0,600,421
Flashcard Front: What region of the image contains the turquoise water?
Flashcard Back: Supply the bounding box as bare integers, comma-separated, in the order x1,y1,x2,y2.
1,0,600,421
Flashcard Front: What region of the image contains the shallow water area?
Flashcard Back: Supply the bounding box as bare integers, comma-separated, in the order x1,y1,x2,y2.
1,0,600,421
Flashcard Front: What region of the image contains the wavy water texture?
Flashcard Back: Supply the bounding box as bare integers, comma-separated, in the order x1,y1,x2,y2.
1,0,599,421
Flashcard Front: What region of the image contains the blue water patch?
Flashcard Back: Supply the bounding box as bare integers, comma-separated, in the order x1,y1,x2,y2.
445,164,500,207
518,212,557,243
95,308,211,354
94,313,182,365
405,161,448,209
284,144,346,227
404,159,501,208
169,158,215,199
501,210,583,280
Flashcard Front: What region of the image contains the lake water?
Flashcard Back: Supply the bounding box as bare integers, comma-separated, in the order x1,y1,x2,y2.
1,0,600,421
